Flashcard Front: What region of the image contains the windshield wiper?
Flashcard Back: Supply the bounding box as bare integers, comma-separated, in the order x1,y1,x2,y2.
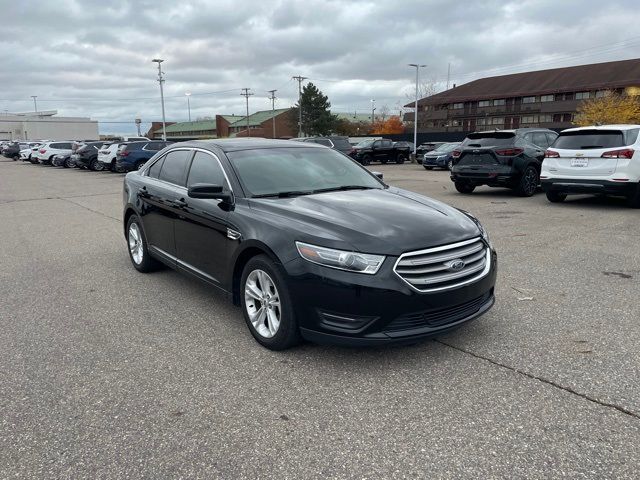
252,190,314,198
311,185,373,194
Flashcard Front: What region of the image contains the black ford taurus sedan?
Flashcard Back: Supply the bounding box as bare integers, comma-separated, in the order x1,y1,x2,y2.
123,139,497,350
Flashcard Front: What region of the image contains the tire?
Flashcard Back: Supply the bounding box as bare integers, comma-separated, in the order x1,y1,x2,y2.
447,160,454,171
109,159,116,171
135,160,146,171
240,255,300,350
455,181,475,194
126,214,160,273
627,183,640,208
64,157,73,168
546,190,567,203
12,154,19,161
90,158,104,171
395,154,407,164
515,165,539,197
424,166,434,170
362,154,372,166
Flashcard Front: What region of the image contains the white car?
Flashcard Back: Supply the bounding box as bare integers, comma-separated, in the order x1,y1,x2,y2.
97,142,127,171
19,142,39,161
542,124,640,208
32,141,74,165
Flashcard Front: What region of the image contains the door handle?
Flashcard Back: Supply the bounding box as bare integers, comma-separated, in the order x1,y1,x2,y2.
171,198,188,208
138,187,149,198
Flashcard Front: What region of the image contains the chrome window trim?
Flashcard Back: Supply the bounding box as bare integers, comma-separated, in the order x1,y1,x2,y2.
393,237,491,294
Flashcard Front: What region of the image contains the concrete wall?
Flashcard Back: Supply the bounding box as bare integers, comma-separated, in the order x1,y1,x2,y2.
0,116,99,141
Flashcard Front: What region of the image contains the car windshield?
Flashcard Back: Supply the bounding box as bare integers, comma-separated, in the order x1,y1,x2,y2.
356,140,374,148
227,147,383,197
434,142,459,152
552,129,638,149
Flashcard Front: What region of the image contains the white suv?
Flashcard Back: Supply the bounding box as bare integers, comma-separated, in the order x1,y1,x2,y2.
97,142,127,171
542,125,640,208
32,141,74,165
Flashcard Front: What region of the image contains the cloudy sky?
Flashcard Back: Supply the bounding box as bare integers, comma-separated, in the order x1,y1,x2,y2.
3,0,640,134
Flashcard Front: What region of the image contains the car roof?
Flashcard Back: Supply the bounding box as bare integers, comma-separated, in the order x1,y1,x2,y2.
560,124,640,132
176,138,326,153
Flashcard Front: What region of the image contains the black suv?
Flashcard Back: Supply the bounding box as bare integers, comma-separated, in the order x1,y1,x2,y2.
352,138,411,165
449,128,558,196
72,142,104,170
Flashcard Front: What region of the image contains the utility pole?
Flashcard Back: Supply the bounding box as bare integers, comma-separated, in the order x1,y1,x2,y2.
31,95,38,113
240,88,254,137
152,59,167,141
446,62,451,90
185,92,192,122
292,75,307,137
409,64,426,157
371,99,376,123
268,89,277,138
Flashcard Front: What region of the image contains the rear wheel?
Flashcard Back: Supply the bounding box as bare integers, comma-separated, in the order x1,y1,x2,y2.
90,159,104,171
396,153,407,164
361,154,371,166
546,190,567,203
515,165,539,197
455,181,475,194
447,159,454,171
240,255,300,350
627,183,640,208
135,160,146,170
64,157,73,168
126,215,160,273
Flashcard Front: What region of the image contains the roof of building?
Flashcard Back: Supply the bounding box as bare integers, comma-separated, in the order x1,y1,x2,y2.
407,58,640,107
219,115,242,123
164,119,216,133
229,108,290,127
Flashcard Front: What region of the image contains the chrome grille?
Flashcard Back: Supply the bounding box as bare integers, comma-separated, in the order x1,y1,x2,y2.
394,237,490,293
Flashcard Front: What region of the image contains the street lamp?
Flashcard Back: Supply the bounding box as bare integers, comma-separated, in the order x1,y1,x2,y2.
371,99,376,123
185,92,192,122
31,95,38,113
409,63,426,157
152,59,167,141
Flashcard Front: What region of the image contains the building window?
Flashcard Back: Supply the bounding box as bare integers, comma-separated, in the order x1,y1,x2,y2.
522,96,536,103
595,90,608,98
539,114,552,123
478,100,491,107
564,92,574,100
476,118,487,126
540,94,554,102
493,99,506,106
491,117,503,125
452,103,464,109
563,113,573,122
575,91,590,100
552,114,563,123
522,115,538,124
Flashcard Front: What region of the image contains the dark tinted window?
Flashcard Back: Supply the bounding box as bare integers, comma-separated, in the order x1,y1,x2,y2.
553,130,628,149
331,137,352,150
545,132,558,146
158,150,192,186
381,139,393,148
462,132,516,147
125,142,145,151
147,155,165,179
145,142,166,151
187,152,228,187
531,132,549,148
315,139,332,147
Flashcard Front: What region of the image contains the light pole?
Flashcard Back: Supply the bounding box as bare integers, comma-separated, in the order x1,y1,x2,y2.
409,64,426,157
31,95,38,113
152,59,167,141
185,92,191,122
240,88,254,137
268,89,277,138
371,99,376,124
292,75,307,137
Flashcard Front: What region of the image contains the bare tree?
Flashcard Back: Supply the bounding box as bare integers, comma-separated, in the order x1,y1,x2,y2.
380,104,390,121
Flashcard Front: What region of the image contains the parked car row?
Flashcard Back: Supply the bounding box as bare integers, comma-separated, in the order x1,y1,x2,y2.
4,138,171,173
442,125,640,207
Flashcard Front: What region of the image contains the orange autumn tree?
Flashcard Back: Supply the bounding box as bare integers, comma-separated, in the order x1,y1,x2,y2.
371,116,405,134
574,91,640,126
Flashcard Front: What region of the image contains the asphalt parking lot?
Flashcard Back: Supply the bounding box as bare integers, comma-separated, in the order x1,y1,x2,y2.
1,158,639,479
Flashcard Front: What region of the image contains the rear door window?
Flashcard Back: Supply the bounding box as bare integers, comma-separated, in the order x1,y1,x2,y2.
315,139,332,147
382,139,393,148
553,130,627,149
158,149,193,186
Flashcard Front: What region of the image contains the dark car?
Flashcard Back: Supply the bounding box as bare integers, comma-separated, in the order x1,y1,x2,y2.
352,138,411,165
299,136,356,157
449,128,558,196
2,142,27,160
115,141,170,172
423,142,461,170
122,139,496,350
71,142,104,170
416,142,447,163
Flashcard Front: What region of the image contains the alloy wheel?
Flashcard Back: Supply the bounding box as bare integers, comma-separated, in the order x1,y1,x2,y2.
128,223,144,265
244,269,281,338
523,168,538,195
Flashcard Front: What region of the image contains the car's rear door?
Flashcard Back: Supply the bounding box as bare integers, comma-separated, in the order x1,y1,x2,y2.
549,129,638,176
138,149,193,262
174,150,231,286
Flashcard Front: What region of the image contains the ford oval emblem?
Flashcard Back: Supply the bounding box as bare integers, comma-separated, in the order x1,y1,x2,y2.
446,259,465,272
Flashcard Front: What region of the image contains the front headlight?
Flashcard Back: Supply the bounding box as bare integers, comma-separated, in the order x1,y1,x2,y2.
296,242,385,274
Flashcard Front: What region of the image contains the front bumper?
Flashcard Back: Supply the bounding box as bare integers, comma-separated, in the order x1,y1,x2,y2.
423,155,446,167
284,249,497,346
541,178,637,196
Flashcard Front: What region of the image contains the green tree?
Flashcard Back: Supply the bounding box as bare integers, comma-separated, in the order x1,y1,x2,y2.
289,82,338,136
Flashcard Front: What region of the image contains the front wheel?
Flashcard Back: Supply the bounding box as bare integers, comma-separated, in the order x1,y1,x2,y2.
361,154,371,166
515,165,539,197
64,157,73,168
546,190,567,203
241,255,300,350
455,181,475,194
447,159,454,171
90,159,104,171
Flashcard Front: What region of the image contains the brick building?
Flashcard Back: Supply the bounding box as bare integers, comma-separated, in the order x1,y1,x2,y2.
405,58,640,132
220,108,294,138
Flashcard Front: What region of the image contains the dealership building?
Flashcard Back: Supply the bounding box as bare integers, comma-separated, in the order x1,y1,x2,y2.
406,58,640,132
0,110,99,141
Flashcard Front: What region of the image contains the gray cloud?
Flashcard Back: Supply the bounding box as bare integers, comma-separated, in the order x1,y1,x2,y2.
2,0,640,134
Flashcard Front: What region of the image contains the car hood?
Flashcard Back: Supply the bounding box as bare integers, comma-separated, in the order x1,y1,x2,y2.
248,187,480,255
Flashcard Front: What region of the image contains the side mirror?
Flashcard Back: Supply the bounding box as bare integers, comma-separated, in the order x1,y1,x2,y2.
372,171,383,180
188,183,233,203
